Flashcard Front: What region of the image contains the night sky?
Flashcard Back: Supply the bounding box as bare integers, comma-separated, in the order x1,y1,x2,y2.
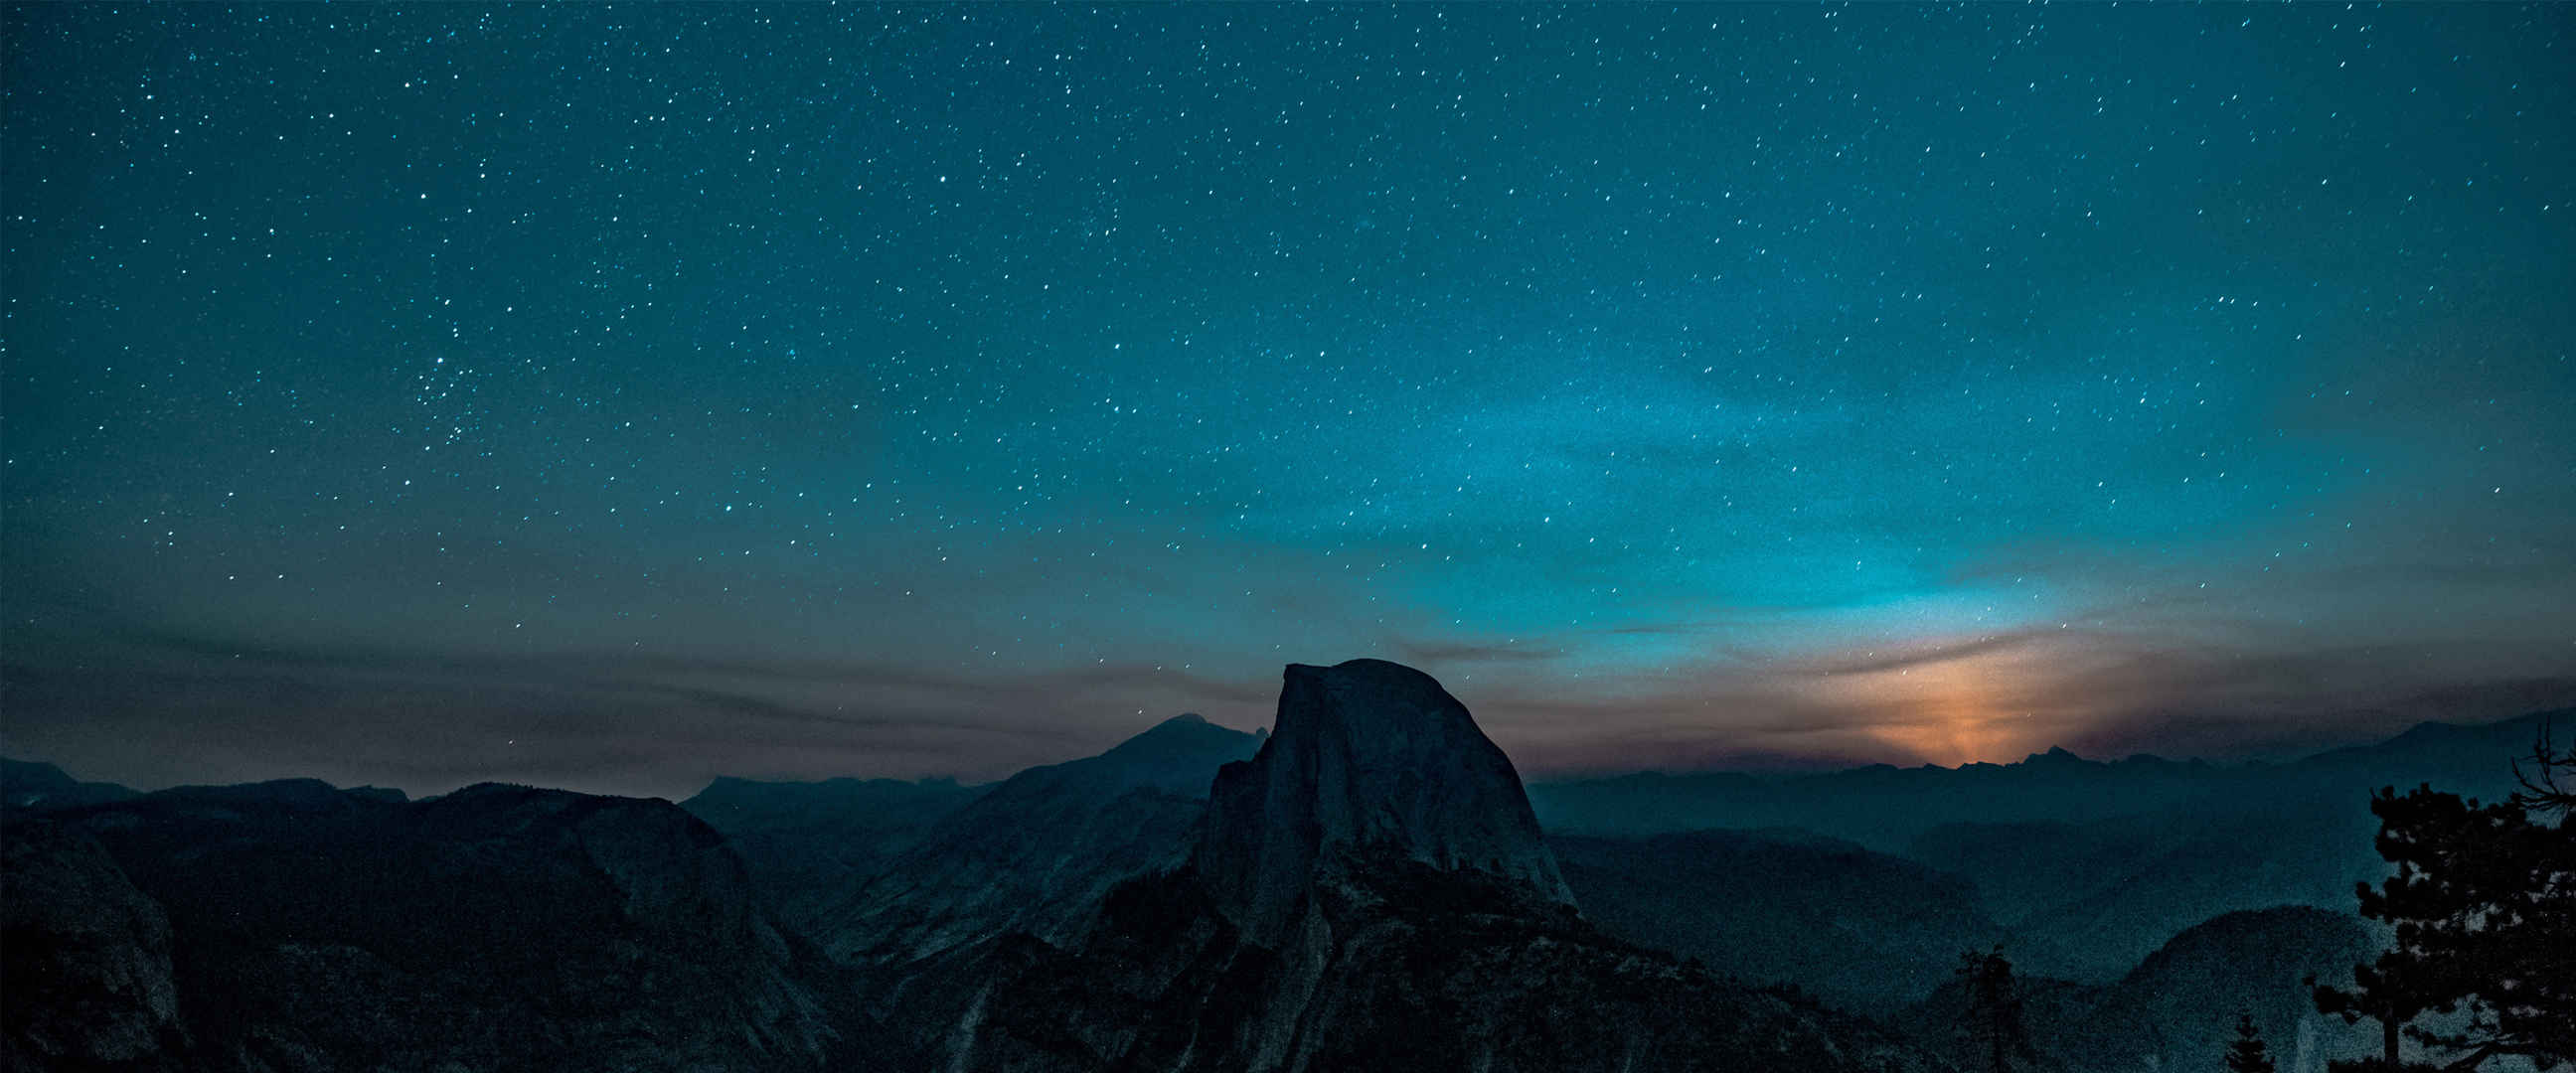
6,4,2573,800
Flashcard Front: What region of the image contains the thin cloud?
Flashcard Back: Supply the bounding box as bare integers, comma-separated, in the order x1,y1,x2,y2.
1785,631,2056,678
1391,637,1564,665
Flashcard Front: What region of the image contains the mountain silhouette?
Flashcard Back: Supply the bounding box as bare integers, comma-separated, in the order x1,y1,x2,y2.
1530,709,2568,850
1197,659,1574,943
8,695,2561,1072
1531,707,2571,984
816,711,1263,965
2,758,138,811
848,659,1938,1072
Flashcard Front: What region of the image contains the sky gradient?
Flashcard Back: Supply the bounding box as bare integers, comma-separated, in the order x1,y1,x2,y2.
6,4,2573,799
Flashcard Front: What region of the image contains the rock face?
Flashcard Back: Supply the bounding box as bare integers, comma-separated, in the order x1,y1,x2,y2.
1198,659,1572,942
0,821,184,1071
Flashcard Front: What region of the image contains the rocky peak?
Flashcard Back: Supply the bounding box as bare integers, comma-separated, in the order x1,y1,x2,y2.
1020,712,1262,801
1196,658,1573,942
1096,712,1248,771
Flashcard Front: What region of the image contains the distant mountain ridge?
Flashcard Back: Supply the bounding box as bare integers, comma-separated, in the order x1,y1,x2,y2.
2,758,138,811
1529,707,2567,850
1532,707,2567,988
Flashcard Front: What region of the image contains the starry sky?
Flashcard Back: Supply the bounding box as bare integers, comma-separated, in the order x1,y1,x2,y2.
5,4,2573,799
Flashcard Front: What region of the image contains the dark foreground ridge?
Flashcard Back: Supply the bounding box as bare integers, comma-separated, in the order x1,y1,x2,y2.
2,781,843,1072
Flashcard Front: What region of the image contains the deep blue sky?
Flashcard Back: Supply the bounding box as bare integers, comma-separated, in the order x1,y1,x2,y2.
6,4,2572,798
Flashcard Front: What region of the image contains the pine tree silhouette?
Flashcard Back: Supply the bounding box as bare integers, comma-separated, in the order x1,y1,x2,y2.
2224,1010,2277,1073
2312,725,2576,1073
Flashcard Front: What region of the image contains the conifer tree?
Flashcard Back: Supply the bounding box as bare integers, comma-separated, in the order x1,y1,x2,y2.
2225,1010,2277,1073
2313,728,2576,1073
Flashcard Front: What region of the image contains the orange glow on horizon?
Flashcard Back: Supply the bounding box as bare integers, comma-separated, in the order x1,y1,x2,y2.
1825,652,2044,767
